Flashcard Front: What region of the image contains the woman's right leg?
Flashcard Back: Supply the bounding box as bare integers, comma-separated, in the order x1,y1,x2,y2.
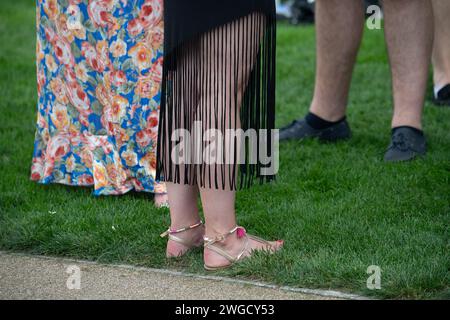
165,182,204,257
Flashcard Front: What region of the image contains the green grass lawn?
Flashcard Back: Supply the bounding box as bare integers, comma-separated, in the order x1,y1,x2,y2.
0,0,449,299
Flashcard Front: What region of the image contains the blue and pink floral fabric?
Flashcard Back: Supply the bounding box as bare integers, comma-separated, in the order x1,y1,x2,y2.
32,0,166,195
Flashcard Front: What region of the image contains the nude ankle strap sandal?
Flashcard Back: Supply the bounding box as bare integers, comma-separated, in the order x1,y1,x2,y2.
160,221,204,251
203,226,282,271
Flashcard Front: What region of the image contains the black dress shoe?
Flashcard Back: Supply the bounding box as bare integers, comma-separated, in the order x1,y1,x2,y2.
433,84,450,106
279,118,352,142
384,127,426,162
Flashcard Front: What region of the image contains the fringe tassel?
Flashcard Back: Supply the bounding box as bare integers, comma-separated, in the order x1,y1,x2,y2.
157,10,276,190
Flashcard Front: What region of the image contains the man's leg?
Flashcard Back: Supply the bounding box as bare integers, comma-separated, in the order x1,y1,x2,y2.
310,0,365,121
382,0,433,161
383,0,433,130
431,0,450,105
280,0,364,142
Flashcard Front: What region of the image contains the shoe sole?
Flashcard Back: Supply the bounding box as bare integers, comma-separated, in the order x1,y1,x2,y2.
384,153,426,163
204,241,283,271
204,263,234,271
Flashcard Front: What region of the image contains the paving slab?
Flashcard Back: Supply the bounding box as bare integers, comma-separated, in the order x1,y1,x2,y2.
0,252,361,300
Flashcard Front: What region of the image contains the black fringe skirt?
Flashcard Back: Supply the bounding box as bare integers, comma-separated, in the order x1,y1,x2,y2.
156,0,277,190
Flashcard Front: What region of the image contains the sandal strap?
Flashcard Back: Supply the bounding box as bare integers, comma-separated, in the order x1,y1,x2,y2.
203,226,249,263
205,237,249,263
203,226,244,246
247,234,272,247
160,221,203,238
167,234,197,248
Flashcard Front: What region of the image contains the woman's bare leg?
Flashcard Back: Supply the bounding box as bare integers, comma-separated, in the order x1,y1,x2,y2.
200,188,283,268
165,182,204,257
162,13,281,265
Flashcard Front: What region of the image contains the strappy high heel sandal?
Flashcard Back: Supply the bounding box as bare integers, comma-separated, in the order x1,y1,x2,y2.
203,226,283,271
160,221,204,258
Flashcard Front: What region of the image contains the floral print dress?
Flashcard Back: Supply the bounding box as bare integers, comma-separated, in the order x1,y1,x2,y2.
32,0,166,196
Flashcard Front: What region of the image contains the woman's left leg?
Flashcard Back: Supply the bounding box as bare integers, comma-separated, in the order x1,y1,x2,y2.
197,14,282,269
200,187,283,269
